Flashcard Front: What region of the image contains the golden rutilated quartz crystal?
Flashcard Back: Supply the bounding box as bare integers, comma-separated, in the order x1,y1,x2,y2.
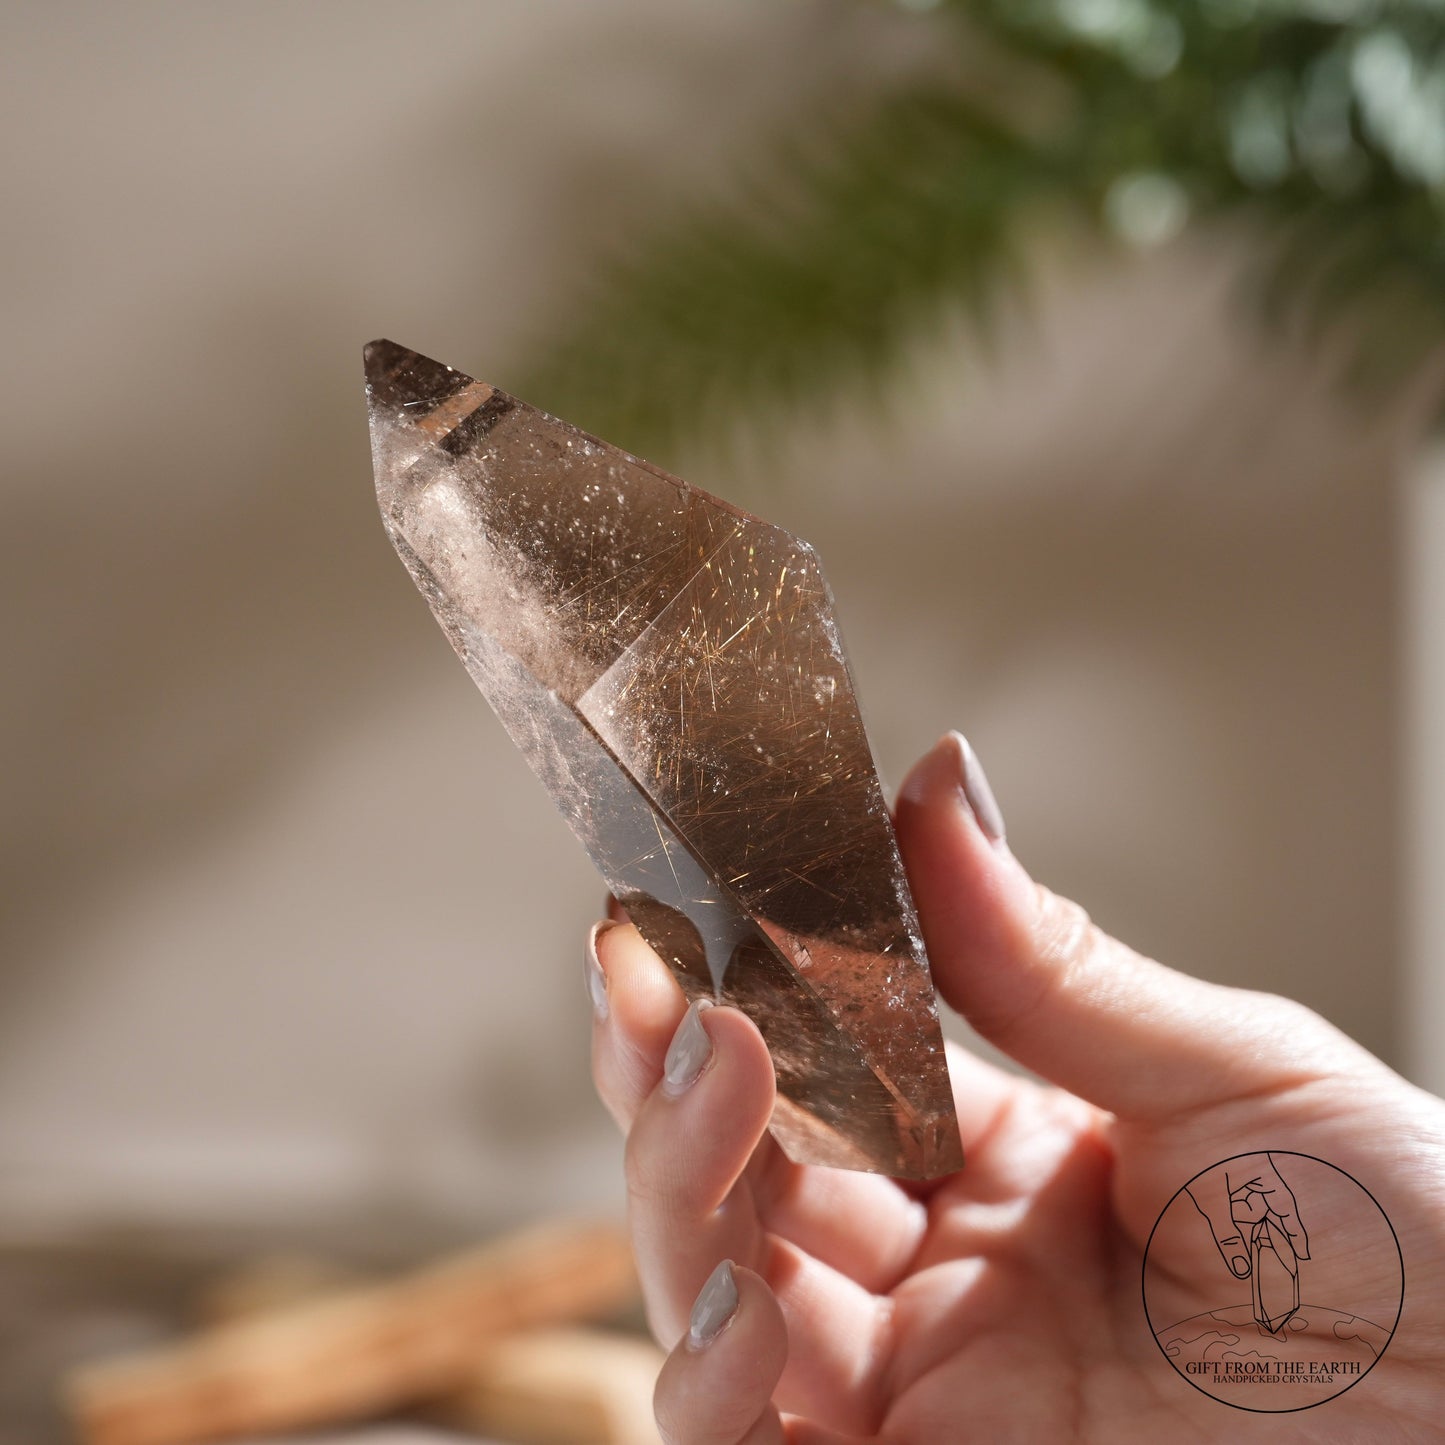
366,340,963,1179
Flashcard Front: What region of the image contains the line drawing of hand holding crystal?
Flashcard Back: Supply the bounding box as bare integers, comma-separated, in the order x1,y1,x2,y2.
1187,1153,1311,1335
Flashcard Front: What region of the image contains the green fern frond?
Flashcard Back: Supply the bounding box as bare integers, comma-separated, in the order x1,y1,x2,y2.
519,0,1445,460
518,90,1068,460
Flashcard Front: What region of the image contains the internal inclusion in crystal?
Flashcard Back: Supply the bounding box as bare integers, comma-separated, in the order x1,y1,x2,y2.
366,339,963,1178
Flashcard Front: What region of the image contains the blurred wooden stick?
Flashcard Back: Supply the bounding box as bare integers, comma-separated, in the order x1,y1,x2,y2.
65,1218,637,1445
433,1327,663,1445
199,1252,663,1445
196,1253,364,1327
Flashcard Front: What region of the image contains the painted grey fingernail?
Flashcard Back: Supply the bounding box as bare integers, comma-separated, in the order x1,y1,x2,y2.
688,1258,738,1346
663,998,714,1095
950,731,1006,845
585,920,616,1020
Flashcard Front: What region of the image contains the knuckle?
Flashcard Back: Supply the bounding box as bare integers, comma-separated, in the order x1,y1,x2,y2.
981,885,1106,1044
651,1377,686,1445
1031,885,1099,975
622,1121,660,1205
623,1116,688,1222
655,1366,757,1445
1240,990,1368,1079
598,1029,665,1131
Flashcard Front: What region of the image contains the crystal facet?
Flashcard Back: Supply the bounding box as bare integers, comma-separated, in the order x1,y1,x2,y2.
365,340,963,1179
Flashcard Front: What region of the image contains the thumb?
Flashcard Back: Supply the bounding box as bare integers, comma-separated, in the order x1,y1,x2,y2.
1258,1155,1311,1261
895,733,1363,1122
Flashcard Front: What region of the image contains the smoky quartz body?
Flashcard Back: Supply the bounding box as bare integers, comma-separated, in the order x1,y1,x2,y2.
366,340,963,1179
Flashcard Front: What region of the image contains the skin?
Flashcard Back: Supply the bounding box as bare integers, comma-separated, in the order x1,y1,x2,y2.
589,734,1445,1444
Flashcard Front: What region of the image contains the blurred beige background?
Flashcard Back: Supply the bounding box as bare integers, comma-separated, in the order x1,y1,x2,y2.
1,0,1433,1273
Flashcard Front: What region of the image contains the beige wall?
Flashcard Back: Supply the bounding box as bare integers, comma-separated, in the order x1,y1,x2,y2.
1403,444,1445,1099
0,1,1426,1247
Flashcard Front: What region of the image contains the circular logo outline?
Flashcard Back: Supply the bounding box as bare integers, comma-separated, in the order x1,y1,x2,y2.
1141,1150,1404,1414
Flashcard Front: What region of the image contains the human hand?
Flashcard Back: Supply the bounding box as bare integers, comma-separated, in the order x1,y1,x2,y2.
587,733,1445,1442
1186,1152,1310,1283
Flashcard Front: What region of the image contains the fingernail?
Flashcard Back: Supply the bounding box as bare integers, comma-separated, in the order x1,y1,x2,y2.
1230,1254,1251,1278
585,920,616,1020
949,731,1006,845
663,998,714,1096
688,1259,738,1346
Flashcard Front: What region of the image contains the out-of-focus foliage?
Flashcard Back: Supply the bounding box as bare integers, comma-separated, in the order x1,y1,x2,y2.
521,0,1445,459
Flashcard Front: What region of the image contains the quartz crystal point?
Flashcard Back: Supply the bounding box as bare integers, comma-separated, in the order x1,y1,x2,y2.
365,340,964,1179
1250,1217,1302,1335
